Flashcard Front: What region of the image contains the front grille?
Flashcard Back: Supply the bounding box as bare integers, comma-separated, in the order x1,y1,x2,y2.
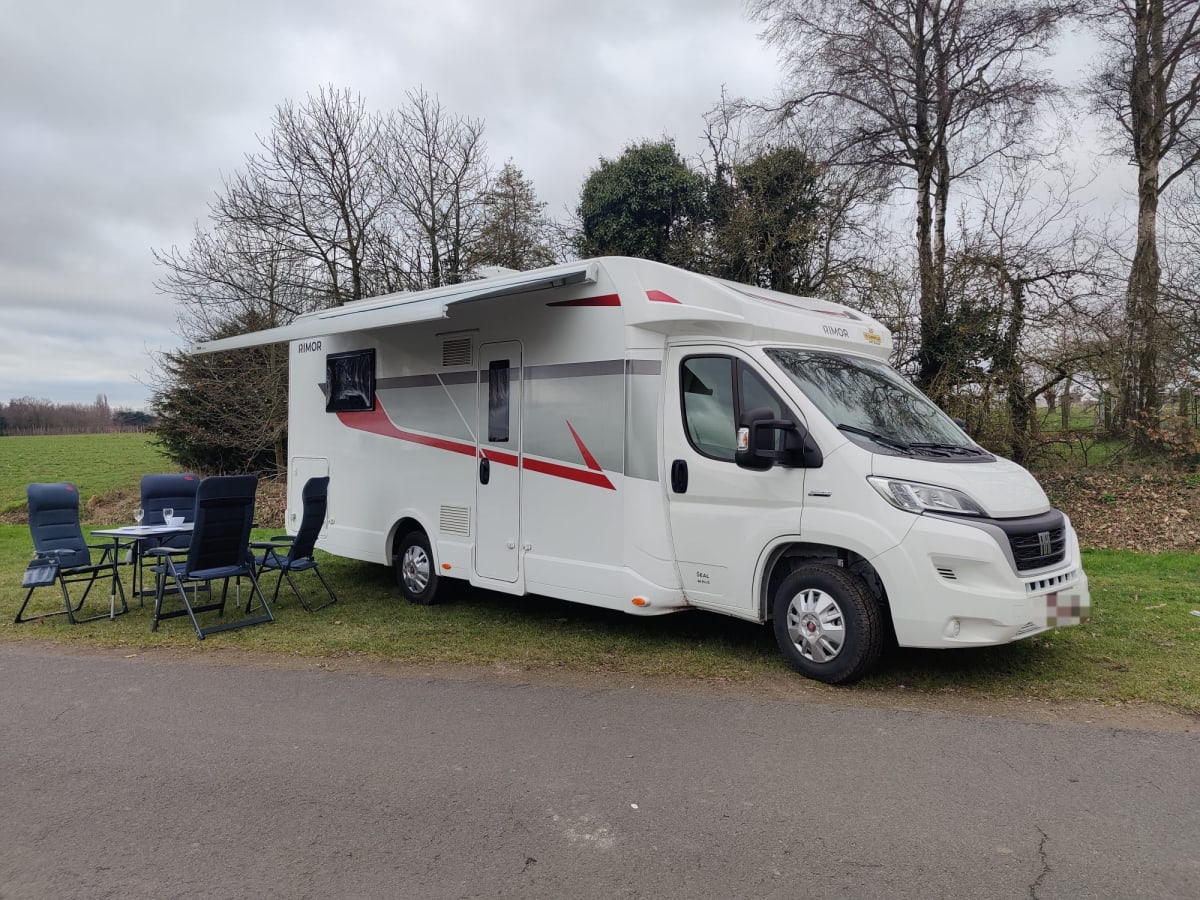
1009,527,1066,572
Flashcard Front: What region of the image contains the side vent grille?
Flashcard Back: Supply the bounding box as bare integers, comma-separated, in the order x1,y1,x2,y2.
935,567,957,581
442,337,473,368
439,505,471,536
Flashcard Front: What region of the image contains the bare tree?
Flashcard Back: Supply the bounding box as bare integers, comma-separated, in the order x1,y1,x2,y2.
216,86,390,306
748,0,1077,402
945,158,1108,461
152,220,310,472
1087,0,1200,441
151,85,553,472
384,88,491,288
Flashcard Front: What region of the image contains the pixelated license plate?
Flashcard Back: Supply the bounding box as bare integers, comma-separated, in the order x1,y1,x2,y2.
1045,591,1090,627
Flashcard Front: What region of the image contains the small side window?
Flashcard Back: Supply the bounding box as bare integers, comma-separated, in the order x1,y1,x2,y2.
326,349,376,412
488,359,510,442
681,357,737,461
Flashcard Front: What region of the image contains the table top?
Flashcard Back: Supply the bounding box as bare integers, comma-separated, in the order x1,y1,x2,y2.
92,524,194,538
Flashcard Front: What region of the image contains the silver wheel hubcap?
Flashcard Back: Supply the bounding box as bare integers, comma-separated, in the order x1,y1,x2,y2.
785,588,846,663
401,545,430,595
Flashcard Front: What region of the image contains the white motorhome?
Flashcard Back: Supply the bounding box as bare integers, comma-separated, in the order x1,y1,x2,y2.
199,257,1090,683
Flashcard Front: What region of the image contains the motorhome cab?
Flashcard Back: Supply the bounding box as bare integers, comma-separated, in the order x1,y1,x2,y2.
199,257,1090,683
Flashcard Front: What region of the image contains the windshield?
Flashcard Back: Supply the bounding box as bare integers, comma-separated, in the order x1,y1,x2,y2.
765,348,984,456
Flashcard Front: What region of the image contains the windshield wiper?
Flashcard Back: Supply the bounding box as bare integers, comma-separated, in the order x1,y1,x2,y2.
837,424,913,454
909,441,986,457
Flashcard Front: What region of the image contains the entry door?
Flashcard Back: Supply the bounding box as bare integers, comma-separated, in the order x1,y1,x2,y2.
475,342,522,582
663,347,805,613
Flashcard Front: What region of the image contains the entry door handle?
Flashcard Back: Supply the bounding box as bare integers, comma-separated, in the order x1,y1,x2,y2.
670,459,688,494
479,456,490,485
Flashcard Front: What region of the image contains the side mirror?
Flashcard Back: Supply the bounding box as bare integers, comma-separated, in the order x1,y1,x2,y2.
951,416,969,434
736,407,823,470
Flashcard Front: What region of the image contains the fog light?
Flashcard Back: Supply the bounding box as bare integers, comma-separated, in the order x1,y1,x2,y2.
947,618,961,638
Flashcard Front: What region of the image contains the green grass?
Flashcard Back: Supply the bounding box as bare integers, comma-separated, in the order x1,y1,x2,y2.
1,522,1197,713
0,433,176,515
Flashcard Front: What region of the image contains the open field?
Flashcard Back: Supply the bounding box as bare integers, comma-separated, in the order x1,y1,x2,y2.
0,433,176,517
1,434,1197,714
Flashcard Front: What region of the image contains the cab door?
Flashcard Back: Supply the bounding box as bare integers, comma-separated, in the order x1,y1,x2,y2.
663,347,806,614
475,342,522,582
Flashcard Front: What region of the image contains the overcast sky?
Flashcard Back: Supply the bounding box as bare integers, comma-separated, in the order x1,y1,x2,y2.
0,1,1118,410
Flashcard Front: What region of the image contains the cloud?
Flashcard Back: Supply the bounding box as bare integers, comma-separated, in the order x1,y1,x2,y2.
0,0,1120,412
0,0,779,407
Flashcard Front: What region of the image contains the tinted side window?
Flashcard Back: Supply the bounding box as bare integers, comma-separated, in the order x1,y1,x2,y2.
488,359,510,442
326,349,376,412
739,365,787,451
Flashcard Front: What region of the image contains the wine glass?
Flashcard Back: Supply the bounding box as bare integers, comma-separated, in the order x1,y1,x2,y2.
163,507,174,525
134,507,144,526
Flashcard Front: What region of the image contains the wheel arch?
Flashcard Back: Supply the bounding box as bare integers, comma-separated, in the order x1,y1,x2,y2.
387,515,434,565
758,540,892,630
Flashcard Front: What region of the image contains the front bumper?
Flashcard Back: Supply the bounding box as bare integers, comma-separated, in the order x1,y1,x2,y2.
874,511,1090,649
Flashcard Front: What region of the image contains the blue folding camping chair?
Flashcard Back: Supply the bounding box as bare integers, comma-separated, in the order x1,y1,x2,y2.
252,476,337,612
131,473,199,600
146,474,273,639
16,482,128,624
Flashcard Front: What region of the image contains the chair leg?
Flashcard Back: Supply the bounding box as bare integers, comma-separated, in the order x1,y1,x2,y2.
14,586,38,623
310,567,337,611
271,568,286,607
280,568,314,613
196,569,274,637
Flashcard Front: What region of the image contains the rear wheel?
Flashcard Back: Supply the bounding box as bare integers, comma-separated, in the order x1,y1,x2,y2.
771,564,882,684
395,531,441,604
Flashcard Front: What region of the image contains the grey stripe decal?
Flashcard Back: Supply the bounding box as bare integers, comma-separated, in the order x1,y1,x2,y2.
378,372,477,390
524,360,626,380
626,359,662,376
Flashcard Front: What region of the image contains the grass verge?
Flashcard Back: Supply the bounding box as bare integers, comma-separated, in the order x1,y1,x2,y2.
1,525,1196,714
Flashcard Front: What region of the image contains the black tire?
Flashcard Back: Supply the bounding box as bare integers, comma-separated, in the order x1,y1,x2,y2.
395,531,441,604
771,564,883,684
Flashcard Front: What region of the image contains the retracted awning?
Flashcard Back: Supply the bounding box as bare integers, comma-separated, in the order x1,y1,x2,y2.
193,262,599,354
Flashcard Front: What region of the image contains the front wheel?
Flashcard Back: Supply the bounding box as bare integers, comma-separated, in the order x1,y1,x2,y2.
395,531,441,604
771,564,883,684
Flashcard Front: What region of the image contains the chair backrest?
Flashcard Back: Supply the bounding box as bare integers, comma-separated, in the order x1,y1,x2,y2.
186,475,258,575
27,482,90,568
287,476,329,562
140,473,200,523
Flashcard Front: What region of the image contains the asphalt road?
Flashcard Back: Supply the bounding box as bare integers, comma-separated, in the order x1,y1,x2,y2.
0,643,1196,900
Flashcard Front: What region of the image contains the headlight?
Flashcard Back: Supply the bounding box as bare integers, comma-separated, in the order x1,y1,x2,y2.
867,477,986,516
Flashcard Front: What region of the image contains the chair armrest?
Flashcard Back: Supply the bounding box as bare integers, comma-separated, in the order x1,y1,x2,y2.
144,546,188,557
249,541,283,549
36,548,74,559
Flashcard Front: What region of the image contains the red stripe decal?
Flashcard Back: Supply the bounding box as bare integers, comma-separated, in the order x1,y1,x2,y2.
339,406,614,489
482,448,519,467
566,421,602,471
337,408,476,456
646,289,681,304
548,294,621,307
523,457,615,489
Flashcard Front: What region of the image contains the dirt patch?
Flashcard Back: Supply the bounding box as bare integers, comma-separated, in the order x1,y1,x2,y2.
1038,468,1200,553
2,478,289,529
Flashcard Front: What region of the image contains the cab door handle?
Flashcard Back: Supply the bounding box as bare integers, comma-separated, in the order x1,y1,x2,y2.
479,456,490,485
670,459,688,494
